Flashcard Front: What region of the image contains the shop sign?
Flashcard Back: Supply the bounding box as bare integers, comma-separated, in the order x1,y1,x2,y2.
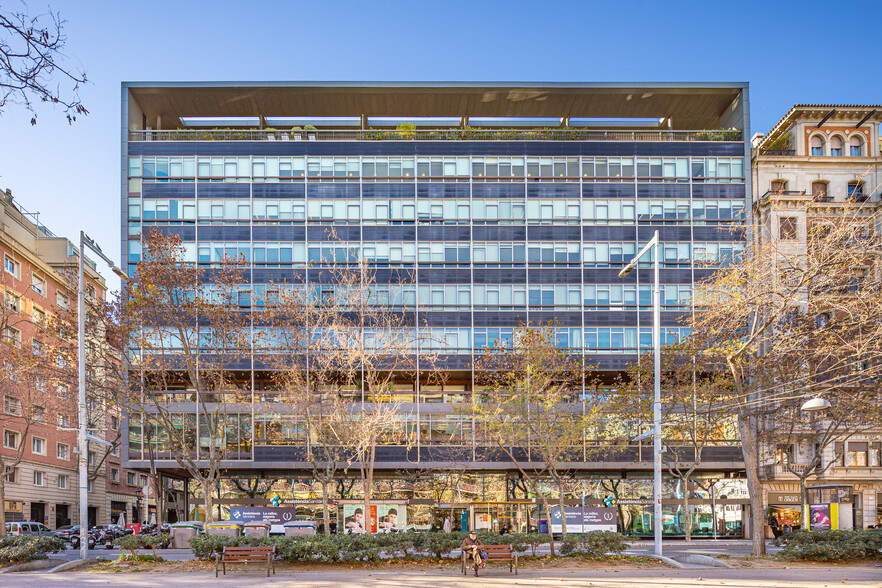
230,506,297,524
341,503,406,533
616,499,652,505
549,507,617,534
769,494,801,504
281,499,331,505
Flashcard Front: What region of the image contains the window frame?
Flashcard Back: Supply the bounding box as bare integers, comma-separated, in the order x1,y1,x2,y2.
4,255,20,279
3,429,19,449
31,436,46,455
778,217,798,241
31,274,47,296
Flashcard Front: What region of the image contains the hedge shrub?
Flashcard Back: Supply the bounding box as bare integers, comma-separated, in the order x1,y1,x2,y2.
187,530,629,563
774,529,882,562
0,535,65,567
115,534,172,557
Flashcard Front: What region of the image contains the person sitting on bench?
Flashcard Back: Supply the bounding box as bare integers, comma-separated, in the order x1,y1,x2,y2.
461,531,484,576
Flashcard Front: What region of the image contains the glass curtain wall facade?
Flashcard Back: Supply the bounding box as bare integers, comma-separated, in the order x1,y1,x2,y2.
121,83,750,479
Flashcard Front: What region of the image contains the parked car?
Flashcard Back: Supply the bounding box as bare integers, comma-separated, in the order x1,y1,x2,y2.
54,525,77,542
59,525,87,541
4,521,56,537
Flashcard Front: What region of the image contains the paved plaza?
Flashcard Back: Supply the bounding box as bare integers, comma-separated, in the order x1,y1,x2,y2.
50,539,783,563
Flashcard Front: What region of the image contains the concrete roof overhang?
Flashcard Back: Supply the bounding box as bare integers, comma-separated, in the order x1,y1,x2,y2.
124,81,747,131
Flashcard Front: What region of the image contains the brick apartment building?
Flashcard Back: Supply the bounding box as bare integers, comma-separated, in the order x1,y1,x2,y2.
0,188,144,529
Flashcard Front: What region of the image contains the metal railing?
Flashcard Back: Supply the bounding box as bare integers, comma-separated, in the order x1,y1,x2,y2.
760,190,807,199
129,128,743,143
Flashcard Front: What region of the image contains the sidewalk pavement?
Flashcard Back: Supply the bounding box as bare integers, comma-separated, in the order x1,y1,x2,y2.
52,539,780,562
8,566,882,587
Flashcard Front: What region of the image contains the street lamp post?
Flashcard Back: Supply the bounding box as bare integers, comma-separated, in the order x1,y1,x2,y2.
134,487,142,525
619,230,662,557
77,231,128,561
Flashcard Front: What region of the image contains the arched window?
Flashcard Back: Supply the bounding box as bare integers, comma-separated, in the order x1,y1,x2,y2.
810,135,825,156
812,181,829,201
849,135,863,156
830,136,843,156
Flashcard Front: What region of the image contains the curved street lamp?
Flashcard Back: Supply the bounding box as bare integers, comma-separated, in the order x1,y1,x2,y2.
801,397,832,412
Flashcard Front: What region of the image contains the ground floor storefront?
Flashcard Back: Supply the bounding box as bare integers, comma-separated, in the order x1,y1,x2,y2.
179,473,752,538
761,479,882,538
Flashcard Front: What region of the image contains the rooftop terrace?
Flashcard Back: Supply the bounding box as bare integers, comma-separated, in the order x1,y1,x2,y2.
124,82,749,136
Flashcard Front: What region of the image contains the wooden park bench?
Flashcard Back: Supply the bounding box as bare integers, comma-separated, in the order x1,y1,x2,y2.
461,544,518,575
215,545,276,577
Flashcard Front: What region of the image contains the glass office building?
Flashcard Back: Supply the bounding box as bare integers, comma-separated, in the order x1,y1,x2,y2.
121,83,750,519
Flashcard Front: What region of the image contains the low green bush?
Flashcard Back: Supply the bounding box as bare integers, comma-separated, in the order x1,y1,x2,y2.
559,536,580,555
774,529,882,561
116,553,164,563
184,529,629,563
424,531,465,558
114,534,172,557
114,535,142,556
0,535,65,567
578,530,629,556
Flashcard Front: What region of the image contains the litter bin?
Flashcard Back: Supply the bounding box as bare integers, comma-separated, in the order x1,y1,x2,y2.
283,521,317,536
170,521,203,549
243,521,270,538
205,521,244,537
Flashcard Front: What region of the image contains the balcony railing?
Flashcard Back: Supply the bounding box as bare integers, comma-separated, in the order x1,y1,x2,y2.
760,190,807,199
129,128,743,143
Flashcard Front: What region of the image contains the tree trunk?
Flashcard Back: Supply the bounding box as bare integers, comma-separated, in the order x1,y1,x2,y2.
150,467,162,526
362,476,372,534
737,412,766,555
201,479,216,524
683,486,691,543
321,479,331,536
551,470,568,538
538,492,556,556
0,476,6,537
362,440,375,534
799,476,808,531
449,472,461,532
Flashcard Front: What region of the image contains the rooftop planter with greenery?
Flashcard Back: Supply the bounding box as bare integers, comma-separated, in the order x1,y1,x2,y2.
135,126,742,142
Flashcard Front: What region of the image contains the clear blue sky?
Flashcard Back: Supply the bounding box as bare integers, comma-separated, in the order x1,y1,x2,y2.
1,0,880,291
